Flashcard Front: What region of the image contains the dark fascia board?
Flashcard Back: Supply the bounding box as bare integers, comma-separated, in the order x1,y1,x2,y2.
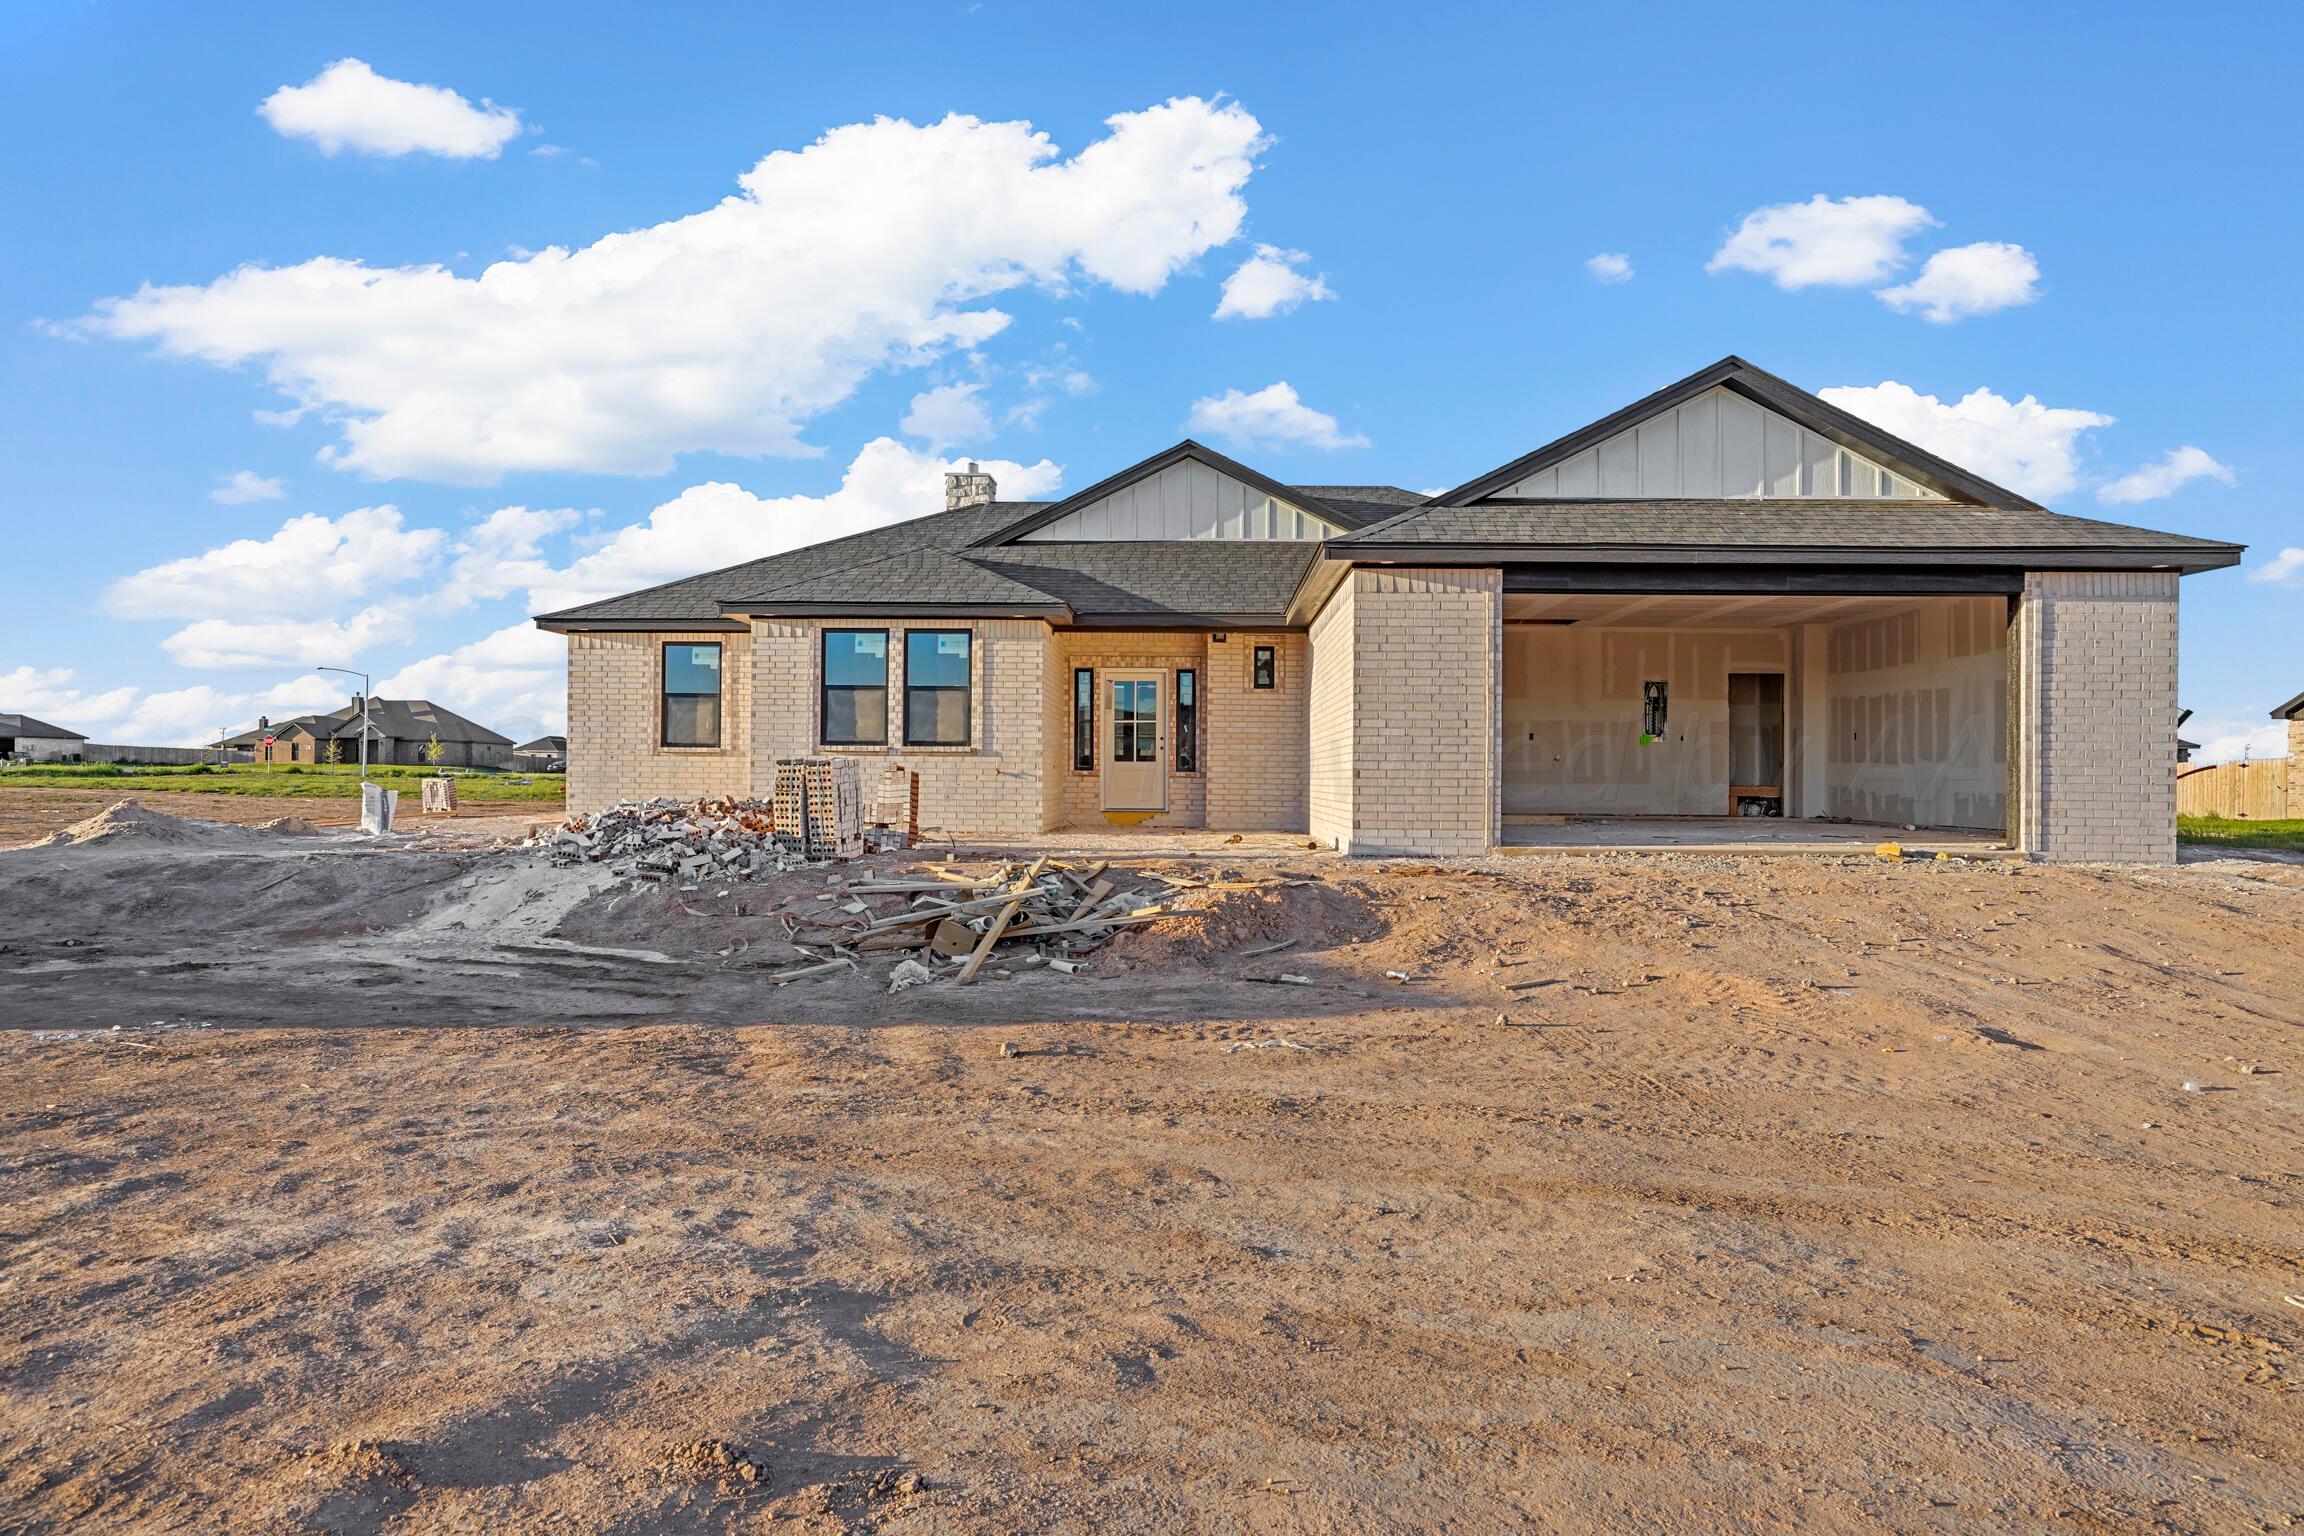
1337,543,2244,574
719,600,1072,621
2270,690,2304,720
533,616,748,634
1407,356,2046,513
969,439,1350,547
1058,611,1298,632
1504,564,2026,596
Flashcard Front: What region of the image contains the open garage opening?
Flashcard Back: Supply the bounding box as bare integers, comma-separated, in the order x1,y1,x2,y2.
1500,590,2010,839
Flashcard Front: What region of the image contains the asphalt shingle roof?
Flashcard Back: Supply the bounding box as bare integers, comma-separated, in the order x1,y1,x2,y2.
966,543,1319,620
1336,499,2243,559
536,486,1407,627
219,699,512,747
0,712,85,740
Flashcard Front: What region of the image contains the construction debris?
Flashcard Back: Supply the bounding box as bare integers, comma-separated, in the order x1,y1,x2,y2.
537,797,802,885
420,777,458,815
774,852,1183,988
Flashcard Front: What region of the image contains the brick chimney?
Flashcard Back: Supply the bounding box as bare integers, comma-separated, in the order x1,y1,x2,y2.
945,460,996,511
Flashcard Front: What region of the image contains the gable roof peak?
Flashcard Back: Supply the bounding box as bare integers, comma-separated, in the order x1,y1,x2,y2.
971,437,1348,547
1425,355,2045,512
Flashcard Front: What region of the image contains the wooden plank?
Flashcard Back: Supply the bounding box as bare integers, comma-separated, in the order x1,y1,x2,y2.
956,890,1030,985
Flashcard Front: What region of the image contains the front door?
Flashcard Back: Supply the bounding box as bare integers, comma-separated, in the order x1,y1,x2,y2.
1102,672,1167,812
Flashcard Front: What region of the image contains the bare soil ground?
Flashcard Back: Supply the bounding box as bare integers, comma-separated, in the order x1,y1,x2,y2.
0,786,553,847
2,804,2300,1533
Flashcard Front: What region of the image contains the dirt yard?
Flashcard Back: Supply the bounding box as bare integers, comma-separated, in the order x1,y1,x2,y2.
2,804,2300,1533
0,786,554,848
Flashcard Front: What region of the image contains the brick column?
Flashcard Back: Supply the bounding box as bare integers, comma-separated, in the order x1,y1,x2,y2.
1331,566,1501,857
2010,571,2179,862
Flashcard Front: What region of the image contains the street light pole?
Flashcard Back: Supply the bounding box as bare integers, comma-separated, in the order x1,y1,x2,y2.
316,667,371,783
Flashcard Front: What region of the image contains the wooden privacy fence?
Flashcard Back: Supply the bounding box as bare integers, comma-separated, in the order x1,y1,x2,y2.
2176,759,2294,819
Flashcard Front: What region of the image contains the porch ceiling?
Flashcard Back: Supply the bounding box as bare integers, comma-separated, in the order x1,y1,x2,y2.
1502,591,1964,628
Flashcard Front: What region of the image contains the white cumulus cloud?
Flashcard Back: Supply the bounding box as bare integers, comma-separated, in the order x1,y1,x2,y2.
379,622,569,737
102,506,444,620
159,607,414,670
1585,252,1633,283
1709,194,1937,289
1185,382,1367,452
1213,245,1335,320
2249,547,2304,587
84,98,1267,483
1876,241,2041,323
2098,444,2235,505
258,59,524,159
1819,381,2113,501
901,383,992,450
526,439,1061,616
2191,720,2290,765
211,469,286,504
0,666,346,749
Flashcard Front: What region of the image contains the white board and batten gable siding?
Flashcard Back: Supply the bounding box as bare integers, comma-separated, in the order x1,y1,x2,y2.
1022,459,1343,541
1494,386,1945,501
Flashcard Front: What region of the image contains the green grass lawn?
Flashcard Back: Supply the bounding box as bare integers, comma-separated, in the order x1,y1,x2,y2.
0,761,564,803
2178,815,2304,851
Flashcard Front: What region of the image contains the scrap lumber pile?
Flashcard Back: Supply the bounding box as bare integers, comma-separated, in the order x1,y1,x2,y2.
776,856,1175,986
537,796,808,886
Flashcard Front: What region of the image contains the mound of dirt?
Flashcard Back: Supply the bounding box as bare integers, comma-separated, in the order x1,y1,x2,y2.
304,1439,410,1486
38,798,213,848
659,1439,765,1490
1104,870,1381,971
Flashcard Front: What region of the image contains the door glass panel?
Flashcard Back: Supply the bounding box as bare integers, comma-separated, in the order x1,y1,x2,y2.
1110,680,1159,763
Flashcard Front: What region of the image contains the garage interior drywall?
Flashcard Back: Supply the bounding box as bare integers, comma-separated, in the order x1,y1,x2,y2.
1500,593,2007,829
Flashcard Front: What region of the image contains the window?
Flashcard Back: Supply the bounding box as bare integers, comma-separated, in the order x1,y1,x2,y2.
1251,644,1277,689
1112,679,1158,762
1073,668,1094,771
662,642,724,747
821,630,888,745
1641,679,1669,739
1175,668,1198,772
904,630,972,747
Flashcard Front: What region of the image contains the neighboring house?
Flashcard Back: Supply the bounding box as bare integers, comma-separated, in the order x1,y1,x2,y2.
536,357,2242,863
213,697,514,768
0,713,88,761
2274,690,2304,763
2176,708,2199,766
512,735,568,772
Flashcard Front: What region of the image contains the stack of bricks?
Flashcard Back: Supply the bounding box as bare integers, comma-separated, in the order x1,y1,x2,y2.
2013,570,2179,863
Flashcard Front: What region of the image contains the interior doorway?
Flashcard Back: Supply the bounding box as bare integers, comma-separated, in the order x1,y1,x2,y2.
1727,671,1785,815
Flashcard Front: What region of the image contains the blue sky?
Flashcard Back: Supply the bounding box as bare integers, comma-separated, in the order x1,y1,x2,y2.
4,0,2296,757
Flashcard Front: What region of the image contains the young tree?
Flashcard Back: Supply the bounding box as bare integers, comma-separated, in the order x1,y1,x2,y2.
321,737,343,766
422,732,447,767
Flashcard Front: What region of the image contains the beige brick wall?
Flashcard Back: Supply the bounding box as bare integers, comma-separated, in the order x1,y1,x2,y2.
1322,567,1502,857
1204,632,1308,831
2012,571,2179,863
749,617,1051,836
565,629,753,811
1307,578,1355,848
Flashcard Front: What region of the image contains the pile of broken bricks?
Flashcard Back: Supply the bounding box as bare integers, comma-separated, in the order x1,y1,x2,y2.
775,855,1179,989
536,796,811,887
